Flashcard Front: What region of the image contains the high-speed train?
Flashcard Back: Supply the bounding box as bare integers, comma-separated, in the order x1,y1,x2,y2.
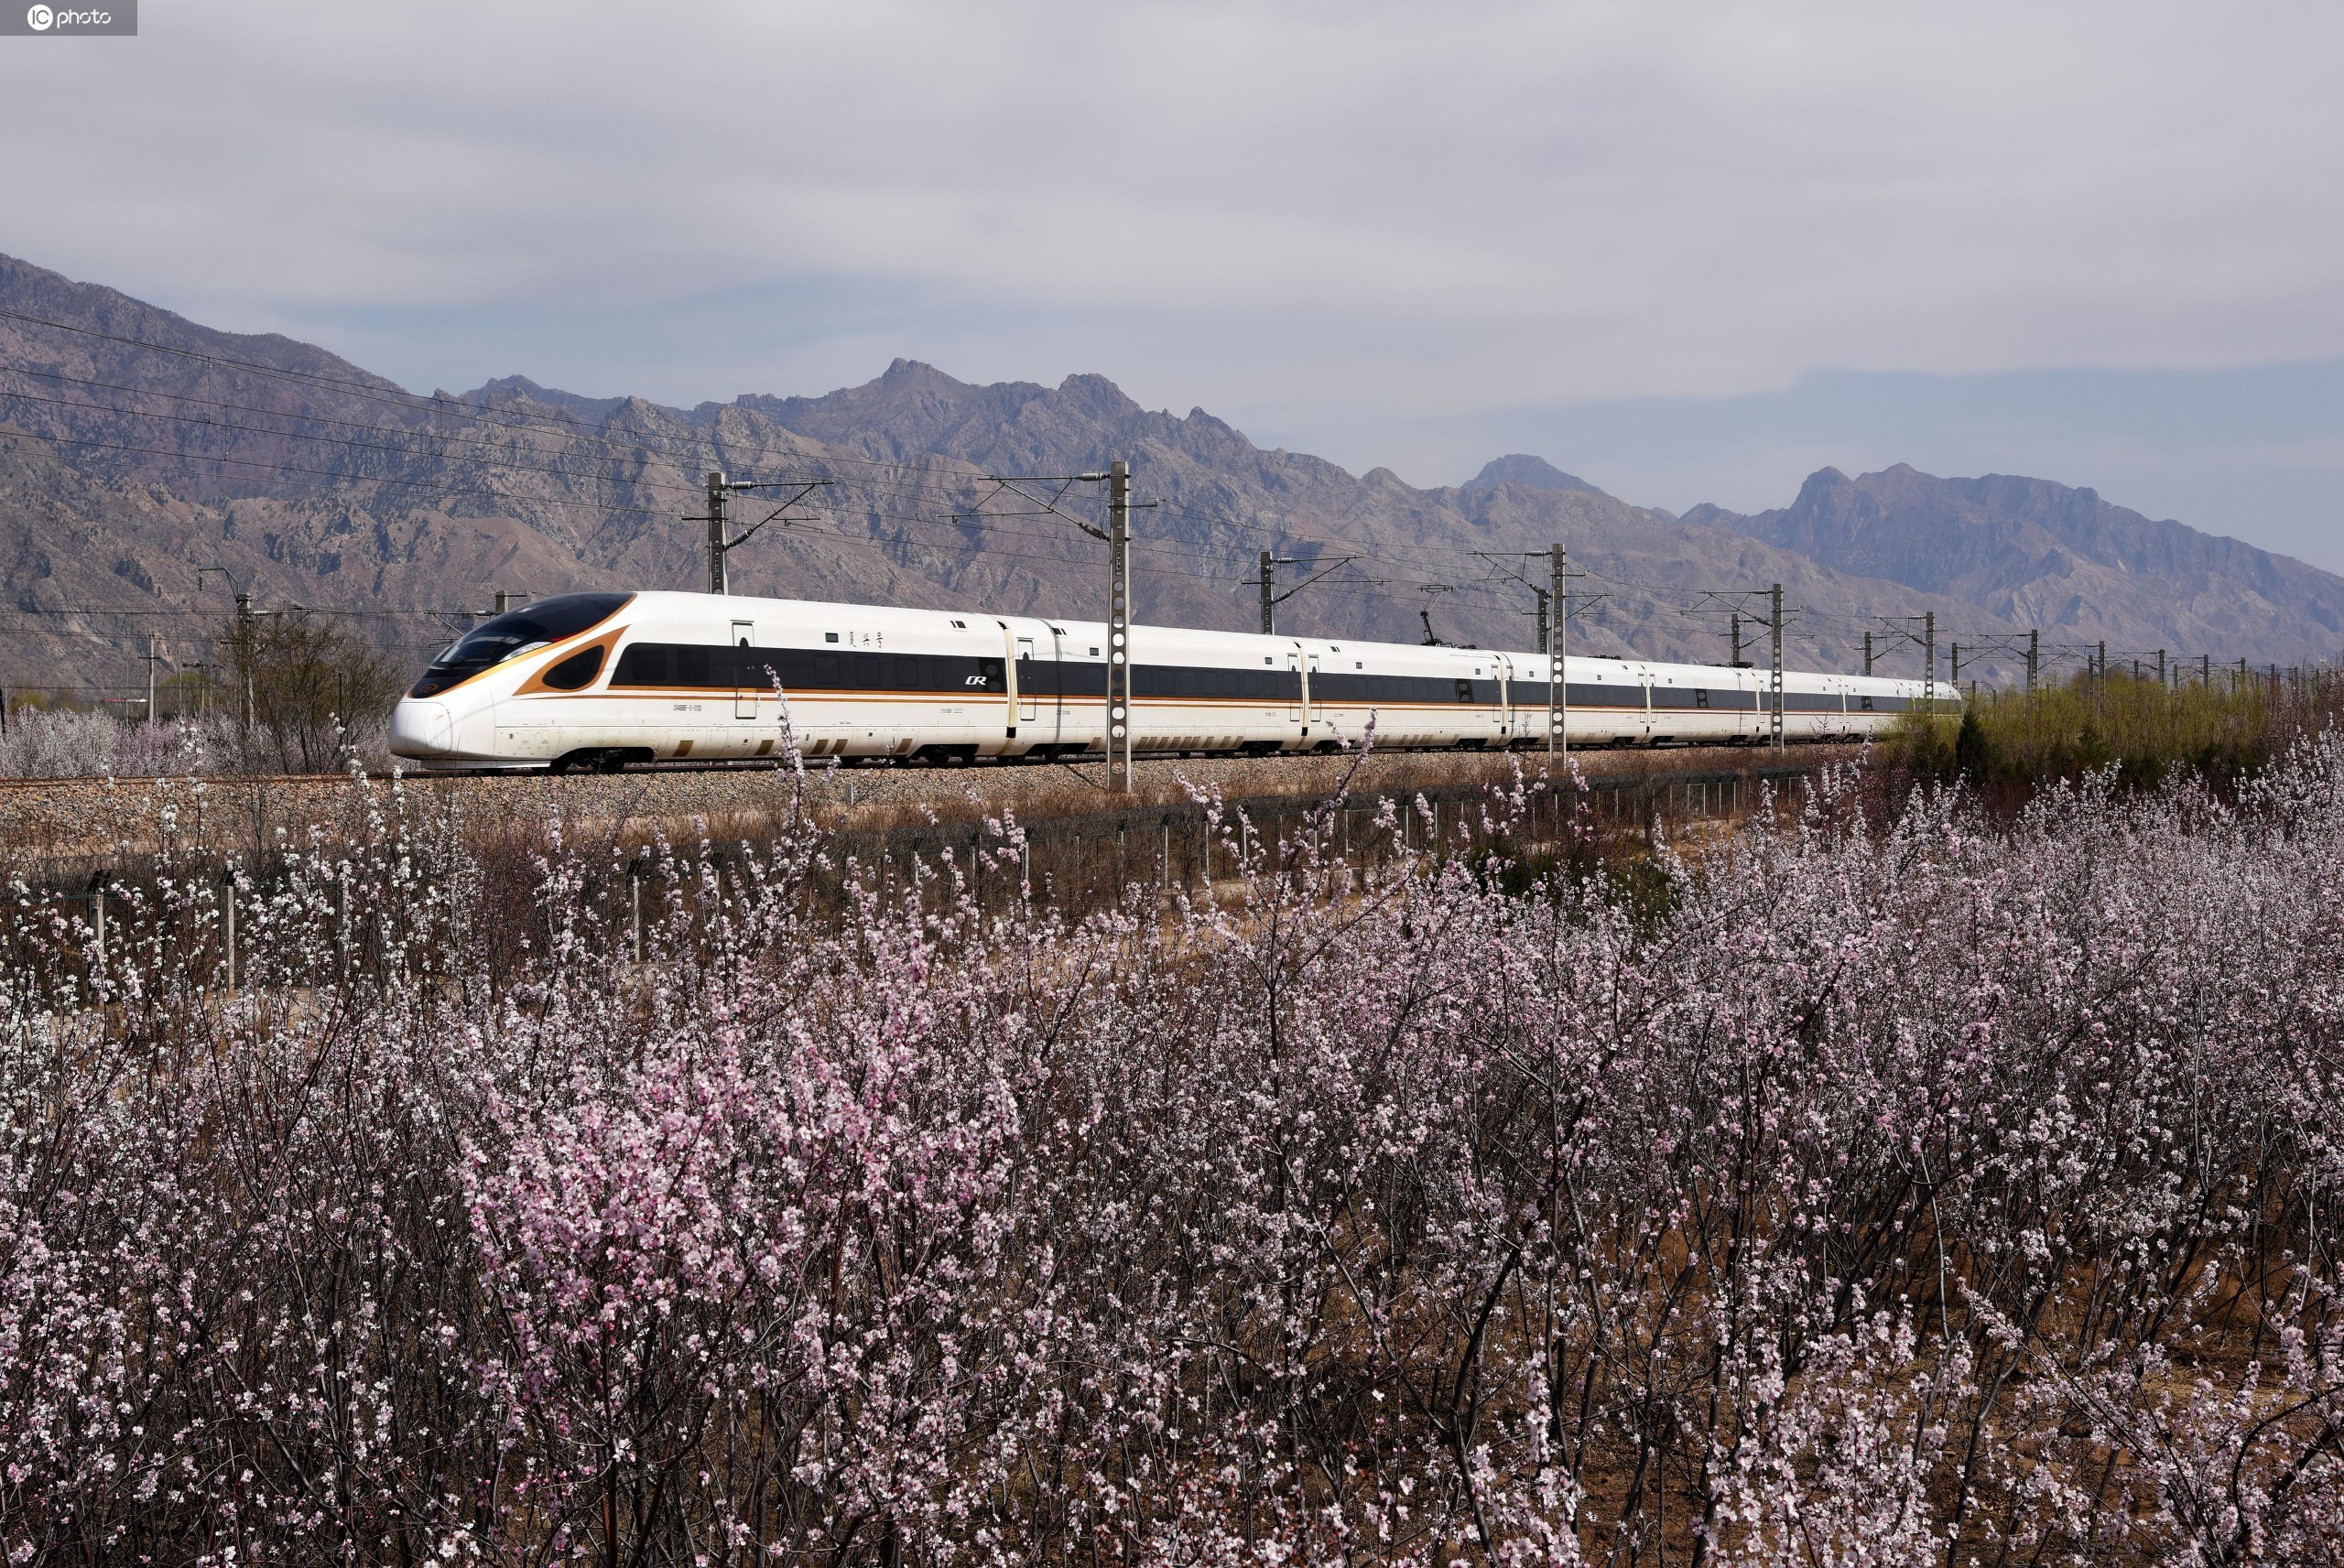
388,589,1948,773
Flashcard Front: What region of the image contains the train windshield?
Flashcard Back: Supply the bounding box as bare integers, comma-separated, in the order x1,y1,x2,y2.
411,592,631,695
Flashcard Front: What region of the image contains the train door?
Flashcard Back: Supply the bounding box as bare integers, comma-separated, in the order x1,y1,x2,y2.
1045,625,1071,749
1300,652,1318,738
731,620,758,719
1286,650,1305,733
1016,636,1038,725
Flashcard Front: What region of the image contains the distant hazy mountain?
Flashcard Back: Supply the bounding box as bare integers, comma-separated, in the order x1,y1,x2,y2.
1684,464,2344,665
1461,454,1608,497
0,250,2330,698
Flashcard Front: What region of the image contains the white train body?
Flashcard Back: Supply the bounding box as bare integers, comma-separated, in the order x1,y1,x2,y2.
388,589,1947,772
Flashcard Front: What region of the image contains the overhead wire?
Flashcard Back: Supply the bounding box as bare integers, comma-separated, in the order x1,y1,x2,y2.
1,317,1736,610
0,431,2078,669
0,378,717,499
1,311,1665,595
0,308,2251,676
0,362,1275,579
0,305,1019,481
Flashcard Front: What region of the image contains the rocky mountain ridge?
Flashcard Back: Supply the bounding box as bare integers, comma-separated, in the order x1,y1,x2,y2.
0,251,2333,701
1683,464,2344,667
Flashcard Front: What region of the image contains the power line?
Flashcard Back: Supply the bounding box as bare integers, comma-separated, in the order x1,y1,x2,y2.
0,379,717,499
1,309,2279,681
0,424,1244,579
0,362,1102,513
0,367,1291,581
0,425,684,517
0,305,1027,481
0,330,1902,633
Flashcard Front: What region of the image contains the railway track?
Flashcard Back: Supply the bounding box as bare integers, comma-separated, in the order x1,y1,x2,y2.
0,734,1862,792
0,743,1866,865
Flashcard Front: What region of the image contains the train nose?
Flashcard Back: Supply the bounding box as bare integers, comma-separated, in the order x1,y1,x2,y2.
389,698,453,758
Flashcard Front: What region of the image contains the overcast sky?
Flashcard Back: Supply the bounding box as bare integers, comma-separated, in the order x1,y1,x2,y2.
5,1,2344,567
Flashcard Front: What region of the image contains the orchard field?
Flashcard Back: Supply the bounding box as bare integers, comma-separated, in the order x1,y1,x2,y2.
5,732,2344,1566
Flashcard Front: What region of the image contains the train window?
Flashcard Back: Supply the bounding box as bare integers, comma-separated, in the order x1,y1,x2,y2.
976,657,1004,690
1694,688,1709,708
1861,695,1875,711
611,644,667,685
540,646,605,690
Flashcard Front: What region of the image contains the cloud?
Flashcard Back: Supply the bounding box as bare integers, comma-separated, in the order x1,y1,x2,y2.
5,0,2344,566
7,0,2344,384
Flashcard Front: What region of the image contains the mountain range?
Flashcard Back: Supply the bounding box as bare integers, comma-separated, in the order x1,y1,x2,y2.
0,250,2337,703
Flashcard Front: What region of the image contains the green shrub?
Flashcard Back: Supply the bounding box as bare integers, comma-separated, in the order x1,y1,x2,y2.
1890,669,2278,790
